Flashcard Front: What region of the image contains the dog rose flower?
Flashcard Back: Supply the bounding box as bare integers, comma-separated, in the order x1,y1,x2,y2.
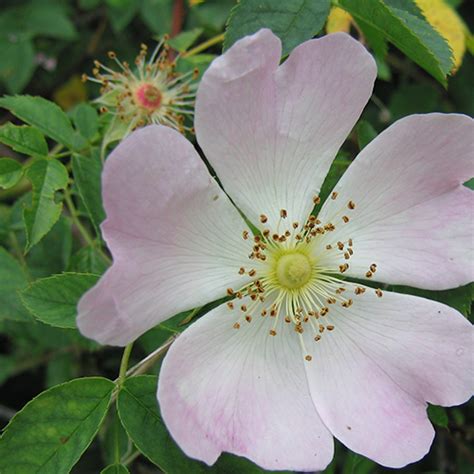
77,30,473,471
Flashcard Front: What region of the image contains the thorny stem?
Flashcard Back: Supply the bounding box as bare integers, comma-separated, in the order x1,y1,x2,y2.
183,33,225,58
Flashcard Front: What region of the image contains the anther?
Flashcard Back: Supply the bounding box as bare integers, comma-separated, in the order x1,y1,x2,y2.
320,307,329,316
342,216,350,223
107,51,117,59
319,324,325,333
344,252,350,260
348,201,356,210
238,267,245,275
327,325,335,331
375,289,383,298
339,263,349,273
314,335,321,342
326,244,332,250
269,329,277,336
342,299,353,308
284,316,291,323
348,238,353,247
337,241,344,250
248,269,256,277
313,195,321,204
370,263,377,273
260,214,268,223
365,270,373,278
327,297,336,304
305,355,312,362
242,230,249,240
280,209,288,218
226,288,234,296
227,302,234,310
263,229,270,238
240,305,247,312
261,309,267,317
354,287,366,295
292,222,299,229
233,322,240,329
245,315,252,323
331,191,338,200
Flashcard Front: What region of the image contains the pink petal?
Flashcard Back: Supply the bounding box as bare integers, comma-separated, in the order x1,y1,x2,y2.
303,284,473,467
158,296,334,471
77,125,253,346
195,29,376,232
317,114,474,289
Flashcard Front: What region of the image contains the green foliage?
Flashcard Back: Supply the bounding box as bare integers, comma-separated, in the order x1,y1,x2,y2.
72,103,100,141
169,28,204,52
0,123,48,157
427,405,449,428
0,96,85,150
224,0,331,56
72,152,106,235
23,159,69,252
356,120,378,150
336,0,454,85
0,247,31,322
0,377,114,474
0,158,23,190
21,273,100,329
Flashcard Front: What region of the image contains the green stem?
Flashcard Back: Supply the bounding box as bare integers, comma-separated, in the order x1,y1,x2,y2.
118,343,134,387
64,191,111,264
183,33,225,57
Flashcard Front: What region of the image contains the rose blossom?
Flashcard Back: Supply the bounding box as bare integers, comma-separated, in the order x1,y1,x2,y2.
77,29,473,471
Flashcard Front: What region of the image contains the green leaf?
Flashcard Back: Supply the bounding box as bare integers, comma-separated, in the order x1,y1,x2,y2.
356,120,378,150
0,158,23,189
118,376,284,473
0,247,31,322
72,103,99,141
140,0,173,34
72,152,106,234
337,0,453,85
101,465,130,474
0,95,84,150
0,36,35,93
68,246,109,275
0,377,114,474
427,404,449,428
101,409,130,466
224,0,331,56
21,273,100,329
168,28,203,52
23,159,69,251
388,83,441,121
0,123,48,156
107,0,140,32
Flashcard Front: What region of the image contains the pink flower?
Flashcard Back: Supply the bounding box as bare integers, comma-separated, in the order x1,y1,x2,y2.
77,30,474,471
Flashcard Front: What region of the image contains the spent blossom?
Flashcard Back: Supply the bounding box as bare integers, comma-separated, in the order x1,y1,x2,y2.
84,37,197,137
78,30,474,471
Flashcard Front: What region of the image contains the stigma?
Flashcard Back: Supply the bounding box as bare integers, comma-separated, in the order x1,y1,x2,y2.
226,194,381,362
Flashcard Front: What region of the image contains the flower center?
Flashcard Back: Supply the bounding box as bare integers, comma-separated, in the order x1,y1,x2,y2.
134,83,162,110
276,252,312,289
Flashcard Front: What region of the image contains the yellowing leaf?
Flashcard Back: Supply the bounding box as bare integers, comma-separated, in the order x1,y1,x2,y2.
326,6,352,34
415,0,466,72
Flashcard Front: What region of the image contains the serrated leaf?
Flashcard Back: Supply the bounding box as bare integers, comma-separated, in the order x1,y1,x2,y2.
117,376,286,473
72,152,106,234
23,159,69,251
224,0,331,56
337,0,453,84
0,123,48,156
0,247,31,322
21,273,100,329
0,377,114,474
0,95,84,150
68,246,109,275
101,465,130,474
0,158,23,189
72,103,99,141
427,404,449,428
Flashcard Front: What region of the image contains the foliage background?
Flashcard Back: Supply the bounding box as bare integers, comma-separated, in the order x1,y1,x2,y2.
0,0,472,473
